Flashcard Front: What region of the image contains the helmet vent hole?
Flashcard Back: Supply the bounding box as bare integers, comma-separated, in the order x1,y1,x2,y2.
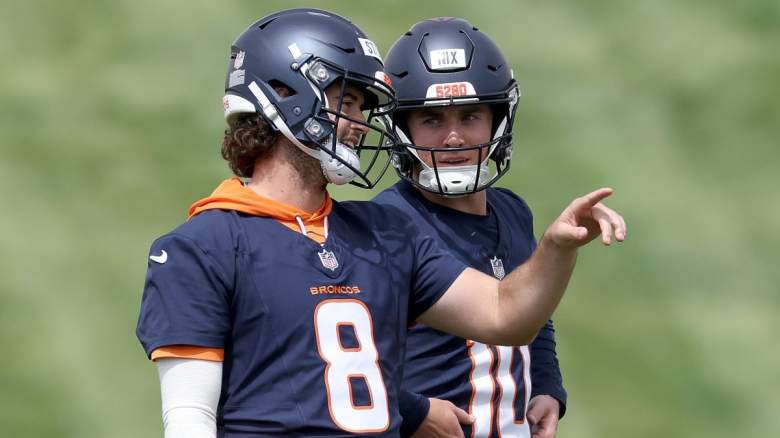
268,80,296,97
257,17,278,30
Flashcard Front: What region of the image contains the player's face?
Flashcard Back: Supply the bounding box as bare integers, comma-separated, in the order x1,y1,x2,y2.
324,82,369,148
406,104,493,167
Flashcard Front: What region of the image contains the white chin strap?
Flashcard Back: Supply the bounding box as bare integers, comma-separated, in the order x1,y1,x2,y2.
418,164,491,194
246,82,360,185
318,141,360,185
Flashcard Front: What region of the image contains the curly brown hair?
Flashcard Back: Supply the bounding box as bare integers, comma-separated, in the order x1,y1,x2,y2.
221,113,279,177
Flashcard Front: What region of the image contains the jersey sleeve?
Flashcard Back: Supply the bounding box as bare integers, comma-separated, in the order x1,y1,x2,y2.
530,319,568,417
136,233,233,358
409,232,468,321
398,389,430,438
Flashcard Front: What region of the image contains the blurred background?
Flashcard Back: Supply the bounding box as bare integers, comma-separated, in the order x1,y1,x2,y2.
1,0,778,436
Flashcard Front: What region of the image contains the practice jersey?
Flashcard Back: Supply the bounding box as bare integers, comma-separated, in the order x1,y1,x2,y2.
373,181,566,438
136,200,467,437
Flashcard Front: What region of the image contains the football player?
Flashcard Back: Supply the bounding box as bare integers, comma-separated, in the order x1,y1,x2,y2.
375,18,614,438
136,9,626,438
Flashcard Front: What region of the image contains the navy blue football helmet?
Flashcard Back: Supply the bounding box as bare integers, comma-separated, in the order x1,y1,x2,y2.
223,8,396,188
385,17,520,196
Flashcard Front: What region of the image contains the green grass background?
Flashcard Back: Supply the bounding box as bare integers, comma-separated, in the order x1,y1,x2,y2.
1,0,778,436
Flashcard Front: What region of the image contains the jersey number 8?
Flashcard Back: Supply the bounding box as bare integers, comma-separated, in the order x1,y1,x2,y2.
315,299,390,433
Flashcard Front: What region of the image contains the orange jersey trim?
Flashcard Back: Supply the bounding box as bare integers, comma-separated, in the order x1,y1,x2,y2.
188,178,330,244
151,346,225,362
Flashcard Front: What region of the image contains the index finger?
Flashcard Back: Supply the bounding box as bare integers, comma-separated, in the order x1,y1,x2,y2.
574,187,613,210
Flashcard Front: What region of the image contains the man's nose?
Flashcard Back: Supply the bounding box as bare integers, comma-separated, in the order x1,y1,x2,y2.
348,109,369,133
350,119,369,134
443,129,465,148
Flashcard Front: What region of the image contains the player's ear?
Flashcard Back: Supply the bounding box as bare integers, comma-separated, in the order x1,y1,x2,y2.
271,82,293,98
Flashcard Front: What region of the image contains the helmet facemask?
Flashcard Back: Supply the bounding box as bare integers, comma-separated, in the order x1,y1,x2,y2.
393,86,519,196
300,59,397,188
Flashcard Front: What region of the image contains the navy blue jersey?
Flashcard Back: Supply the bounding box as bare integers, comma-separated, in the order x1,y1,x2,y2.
136,200,467,437
373,181,567,438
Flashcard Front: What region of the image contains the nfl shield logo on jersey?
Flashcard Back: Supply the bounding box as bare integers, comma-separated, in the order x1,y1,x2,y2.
318,248,339,271
490,256,506,280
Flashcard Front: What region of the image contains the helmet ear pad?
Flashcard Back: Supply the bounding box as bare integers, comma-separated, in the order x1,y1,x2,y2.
392,145,415,175
491,138,513,169
486,102,514,169
489,103,508,137
390,112,416,175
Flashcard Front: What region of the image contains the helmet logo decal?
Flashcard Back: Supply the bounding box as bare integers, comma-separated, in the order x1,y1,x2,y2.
375,71,393,87
425,81,476,99
359,38,383,62
424,82,478,105
233,50,246,69
429,48,466,70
